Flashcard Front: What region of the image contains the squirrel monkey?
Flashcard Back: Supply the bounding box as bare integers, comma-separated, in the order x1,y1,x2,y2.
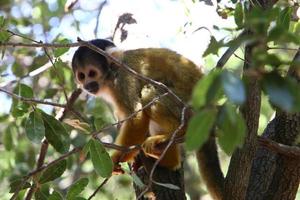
72,39,223,200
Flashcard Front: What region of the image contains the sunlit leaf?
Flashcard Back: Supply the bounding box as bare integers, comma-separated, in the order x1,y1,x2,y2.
25,110,45,143
203,36,224,57
185,108,217,151
66,178,89,200
53,38,71,57
89,139,113,178
192,70,221,108
277,7,291,30
234,3,243,28
39,159,67,184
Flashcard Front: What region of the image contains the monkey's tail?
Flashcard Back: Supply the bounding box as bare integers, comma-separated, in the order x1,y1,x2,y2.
196,136,224,200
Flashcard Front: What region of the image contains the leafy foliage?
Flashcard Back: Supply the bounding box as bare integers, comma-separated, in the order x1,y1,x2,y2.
0,0,299,199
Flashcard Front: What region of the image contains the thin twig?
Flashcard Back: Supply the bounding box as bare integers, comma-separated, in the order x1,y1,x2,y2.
0,41,81,48
87,178,110,200
43,48,69,102
94,0,107,37
0,87,66,108
24,140,49,200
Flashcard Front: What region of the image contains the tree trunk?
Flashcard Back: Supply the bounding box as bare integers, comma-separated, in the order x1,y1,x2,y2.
134,152,186,200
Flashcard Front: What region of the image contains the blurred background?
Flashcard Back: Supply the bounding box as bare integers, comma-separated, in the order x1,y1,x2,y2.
0,0,298,199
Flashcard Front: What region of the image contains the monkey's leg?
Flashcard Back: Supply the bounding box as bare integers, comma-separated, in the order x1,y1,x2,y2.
142,134,181,170
112,111,149,164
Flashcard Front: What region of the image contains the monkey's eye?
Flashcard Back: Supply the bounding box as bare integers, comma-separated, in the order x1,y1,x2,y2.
78,72,85,81
88,70,97,78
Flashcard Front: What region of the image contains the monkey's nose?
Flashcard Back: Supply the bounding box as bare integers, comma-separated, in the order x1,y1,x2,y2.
84,81,99,93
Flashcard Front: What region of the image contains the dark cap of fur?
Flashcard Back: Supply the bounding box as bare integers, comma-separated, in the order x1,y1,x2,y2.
72,39,115,71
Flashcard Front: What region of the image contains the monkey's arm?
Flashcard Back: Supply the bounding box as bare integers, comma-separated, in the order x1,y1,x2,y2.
111,111,149,164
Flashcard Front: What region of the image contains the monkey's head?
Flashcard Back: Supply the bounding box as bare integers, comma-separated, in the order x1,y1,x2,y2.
72,39,116,96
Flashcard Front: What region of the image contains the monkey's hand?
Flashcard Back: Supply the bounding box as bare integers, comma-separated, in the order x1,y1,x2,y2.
142,135,168,159
111,152,125,175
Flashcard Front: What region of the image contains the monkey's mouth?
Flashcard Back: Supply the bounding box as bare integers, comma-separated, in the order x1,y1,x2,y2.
84,81,99,94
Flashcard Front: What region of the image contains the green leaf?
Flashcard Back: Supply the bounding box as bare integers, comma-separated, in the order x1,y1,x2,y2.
203,36,224,57
16,83,33,97
44,88,58,99
11,84,34,117
9,179,31,193
12,62,25,77
0,31,9,42
263,73,299,112
48,191,64,200
82,139,92,156
277,7,291,30
206,73,224,105
185,108,217,151
217,103,246,154
42,112,70,153
66,178,89,200
3,128,13,151
25,110,45,143
53,38,70,57
234,3,244,28
192,70,221,108
0,16,5,27
89,139,113,178
39,159,67,184
221,70,245,105
34,185,50,200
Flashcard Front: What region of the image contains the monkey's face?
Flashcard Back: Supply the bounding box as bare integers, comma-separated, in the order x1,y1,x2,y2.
74,65,106,96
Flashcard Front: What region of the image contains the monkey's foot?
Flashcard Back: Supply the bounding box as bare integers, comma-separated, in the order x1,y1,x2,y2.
142,135,168,159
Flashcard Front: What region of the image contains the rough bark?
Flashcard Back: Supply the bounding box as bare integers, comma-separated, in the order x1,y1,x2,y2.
134,153,186,200
223,40,261,200
247,50,300,200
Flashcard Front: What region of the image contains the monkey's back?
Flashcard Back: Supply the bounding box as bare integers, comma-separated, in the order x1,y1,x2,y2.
122,48,203,102
113,48,202,122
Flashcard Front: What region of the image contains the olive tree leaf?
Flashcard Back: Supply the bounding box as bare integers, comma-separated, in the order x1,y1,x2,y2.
89,139,113,178
25,110,45,143
42,112,70,153
39,159,67,184
185,108,217,151
66,178,89,200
